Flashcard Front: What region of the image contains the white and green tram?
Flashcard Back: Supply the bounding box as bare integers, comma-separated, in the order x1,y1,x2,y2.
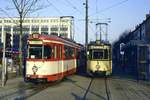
87,41,112,76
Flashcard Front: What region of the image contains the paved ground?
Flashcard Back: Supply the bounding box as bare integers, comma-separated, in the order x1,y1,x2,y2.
0,75,150,100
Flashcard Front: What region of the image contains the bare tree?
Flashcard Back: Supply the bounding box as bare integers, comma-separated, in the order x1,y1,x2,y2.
11,0,40,75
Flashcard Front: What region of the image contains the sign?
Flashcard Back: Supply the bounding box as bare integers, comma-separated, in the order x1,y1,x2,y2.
29,40,42,44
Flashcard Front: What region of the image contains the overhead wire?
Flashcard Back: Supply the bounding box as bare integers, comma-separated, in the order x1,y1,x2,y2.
90,0,129,16
46,0,63,15
63,0,83,15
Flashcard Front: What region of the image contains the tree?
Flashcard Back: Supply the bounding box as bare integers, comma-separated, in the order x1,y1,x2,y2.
11,0,40,75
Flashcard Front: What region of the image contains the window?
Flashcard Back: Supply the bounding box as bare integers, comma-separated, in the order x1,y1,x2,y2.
44,45,52,59
54,46,57,59
28,45,52,59
59,46,62,59
64,46,75,59
23,26,30,32
64,46,69,59
51,27,58,31
104,49,108,59
29,45,42,59
92,50,103,59
51,33,58,36
41,25,48,33
60,33,67,37
92,49,109,60
69,48,75,58
4,26,11,32
60,27,68,31
32,25,39,32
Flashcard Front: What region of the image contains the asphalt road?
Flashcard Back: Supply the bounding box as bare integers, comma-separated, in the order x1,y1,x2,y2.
0,75,150,100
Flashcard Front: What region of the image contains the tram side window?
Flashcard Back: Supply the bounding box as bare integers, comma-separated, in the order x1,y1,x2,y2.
64,46,69,59
69,48,75,58
44,45,52,59
104,49,108,59
87,50,92,60
54,46,57,59
64,46,75,59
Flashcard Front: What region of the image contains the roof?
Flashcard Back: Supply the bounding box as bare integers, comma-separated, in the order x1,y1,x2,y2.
88,40,111,46
29,34,83,49
125,40,150,47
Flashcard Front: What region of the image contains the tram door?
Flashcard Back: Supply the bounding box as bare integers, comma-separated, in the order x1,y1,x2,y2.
138,45,149,80
58,45,63,79
55,45,63,79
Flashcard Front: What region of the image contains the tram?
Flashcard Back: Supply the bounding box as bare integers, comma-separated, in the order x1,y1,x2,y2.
25,33,82,82
87,40,112,76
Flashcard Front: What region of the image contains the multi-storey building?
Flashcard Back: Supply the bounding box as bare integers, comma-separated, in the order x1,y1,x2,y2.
0,16,74,43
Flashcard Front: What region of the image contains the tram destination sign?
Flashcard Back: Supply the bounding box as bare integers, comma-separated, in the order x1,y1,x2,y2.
29,40,43,44
89,45,109,49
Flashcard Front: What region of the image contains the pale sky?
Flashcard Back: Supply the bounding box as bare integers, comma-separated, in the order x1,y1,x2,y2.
0,0,150,44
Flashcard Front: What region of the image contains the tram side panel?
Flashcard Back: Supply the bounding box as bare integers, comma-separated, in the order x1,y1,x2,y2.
63,45,77,76
25,33,82,82
26,61,63,81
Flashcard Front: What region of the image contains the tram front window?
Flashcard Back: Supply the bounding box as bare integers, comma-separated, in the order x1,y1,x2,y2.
28,45,52,59
93,50,103,59
92,49,109,59
29,45,42,59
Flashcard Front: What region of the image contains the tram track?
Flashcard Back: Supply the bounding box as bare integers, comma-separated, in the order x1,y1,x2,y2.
83,75,112,100
104,75,111,100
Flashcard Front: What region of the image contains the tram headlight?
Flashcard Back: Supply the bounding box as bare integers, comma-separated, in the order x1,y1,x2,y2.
32,65,38,73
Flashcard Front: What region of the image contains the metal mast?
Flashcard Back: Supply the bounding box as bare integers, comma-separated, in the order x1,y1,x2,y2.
85,0,88,49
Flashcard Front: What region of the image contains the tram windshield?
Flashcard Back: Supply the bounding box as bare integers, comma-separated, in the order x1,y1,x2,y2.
92,49,108,60
28,45,52,59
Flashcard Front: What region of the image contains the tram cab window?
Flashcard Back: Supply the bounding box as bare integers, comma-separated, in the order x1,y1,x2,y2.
28,45,52,59
93,50,103,59
29,45,42,59
92,49,109,60
44,45,52,59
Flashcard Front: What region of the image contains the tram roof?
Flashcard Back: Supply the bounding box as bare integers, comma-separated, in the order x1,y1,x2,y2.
88,40,111,46
29,33,83,49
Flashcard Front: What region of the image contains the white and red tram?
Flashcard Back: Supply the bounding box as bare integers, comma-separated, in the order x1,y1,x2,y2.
25,33,82,82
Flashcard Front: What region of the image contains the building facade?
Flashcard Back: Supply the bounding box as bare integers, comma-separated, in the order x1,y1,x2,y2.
0,16,74,43
113,14,150,81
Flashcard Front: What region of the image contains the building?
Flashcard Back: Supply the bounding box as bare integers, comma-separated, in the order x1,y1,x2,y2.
0,16,74,44
113,13,150,81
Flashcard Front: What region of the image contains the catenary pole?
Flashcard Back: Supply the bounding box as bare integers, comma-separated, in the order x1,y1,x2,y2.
85,0,88,50
2,30,6,87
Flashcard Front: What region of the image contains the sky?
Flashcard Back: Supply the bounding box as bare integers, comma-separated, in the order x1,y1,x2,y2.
0,0,150,44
